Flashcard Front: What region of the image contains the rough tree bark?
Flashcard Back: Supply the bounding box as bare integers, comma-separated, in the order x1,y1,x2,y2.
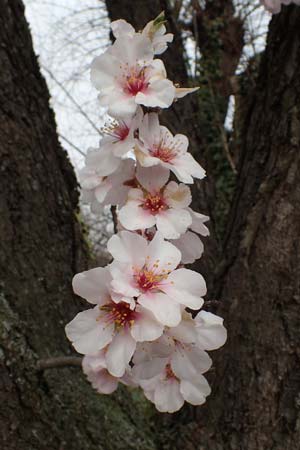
0,1,158,449
105,2,300,449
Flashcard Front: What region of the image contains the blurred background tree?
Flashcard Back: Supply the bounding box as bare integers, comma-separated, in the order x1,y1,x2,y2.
0,1,299,449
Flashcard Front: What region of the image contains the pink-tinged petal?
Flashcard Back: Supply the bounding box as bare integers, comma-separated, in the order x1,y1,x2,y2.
90,52,120,90
175,87,199,98
72,267,111,305
107,231,147,267
110,135,135,158
174,153,206,183
79,167,101,190
154,379,184,413
130,306,164,342
156,208,192,239
163,268,206,309
133,357,169,380
65,307,114,355
188,208,210,236
94,180,111,204
82,355,119,394
139,374,161,392
146,231,181,272
138,292,181,327
136,163,170,191
136,78,175,109
89,369,119,394
109,263,140,298
194,311,227,350
135,146,161,168
111,19,135,38
171,345,212,379
118,203,156,231
82,351,106,371
168,315,197,344
180,376,211,405
105,329,136,377
106,91,138,117
111,34,154,65
171,231,204,264
85,147,120,177
164,182,192,209
139,112,160,148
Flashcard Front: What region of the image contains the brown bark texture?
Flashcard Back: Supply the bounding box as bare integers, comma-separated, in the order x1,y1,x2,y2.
105,1,300,449
0,1,159,449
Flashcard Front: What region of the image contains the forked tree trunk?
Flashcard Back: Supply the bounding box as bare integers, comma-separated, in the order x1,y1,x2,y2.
1,0,299,449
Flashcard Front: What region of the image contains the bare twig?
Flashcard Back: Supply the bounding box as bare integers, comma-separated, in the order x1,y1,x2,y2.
59,133,86,156
37,356,82,371
42,65,100,135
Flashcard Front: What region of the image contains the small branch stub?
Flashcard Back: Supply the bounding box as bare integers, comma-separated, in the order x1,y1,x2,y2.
37,356,82,371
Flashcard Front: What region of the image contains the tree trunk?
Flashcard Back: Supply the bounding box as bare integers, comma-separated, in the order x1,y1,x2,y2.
105,2,300,449
0,1,157,449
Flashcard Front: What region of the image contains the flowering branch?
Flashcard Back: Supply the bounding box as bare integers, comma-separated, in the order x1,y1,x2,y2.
64,12,227,413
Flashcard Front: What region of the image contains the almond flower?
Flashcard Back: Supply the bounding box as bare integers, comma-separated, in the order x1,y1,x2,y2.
111,15,173,55
100,108,142,158
132,311,226,412
136,113,205,184
133,336,212,413
65,267,163,377
91,32,175,117
119,165,192,239
171,210,210,264
80,158,135,213
108,231,206,327
82,350,136,394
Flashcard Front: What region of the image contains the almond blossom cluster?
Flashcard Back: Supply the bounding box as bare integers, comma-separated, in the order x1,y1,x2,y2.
261,0,300,13
65,14,227,413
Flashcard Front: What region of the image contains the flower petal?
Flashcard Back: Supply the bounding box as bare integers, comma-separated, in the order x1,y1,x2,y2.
154,379,184,413
180,376,211,405
107,231,147,267
136,163,170,191
163,268,206,309
105,329,136,377
156,208,192,239
118,203,156,231
146,231,181,272
195,311,227,350
130,306,164,342
65,307,114,354
138,292,181,327
171,231,204,264
171,345,212,379
72,267,111,305
136,78,175,109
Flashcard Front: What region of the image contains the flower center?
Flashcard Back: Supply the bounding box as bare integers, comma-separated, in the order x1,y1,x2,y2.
123,67,148,96
104,121,130,142
143,193,167,214
151,144,175,163
165,364,177,380
134,267,168,292
99,302,136,328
